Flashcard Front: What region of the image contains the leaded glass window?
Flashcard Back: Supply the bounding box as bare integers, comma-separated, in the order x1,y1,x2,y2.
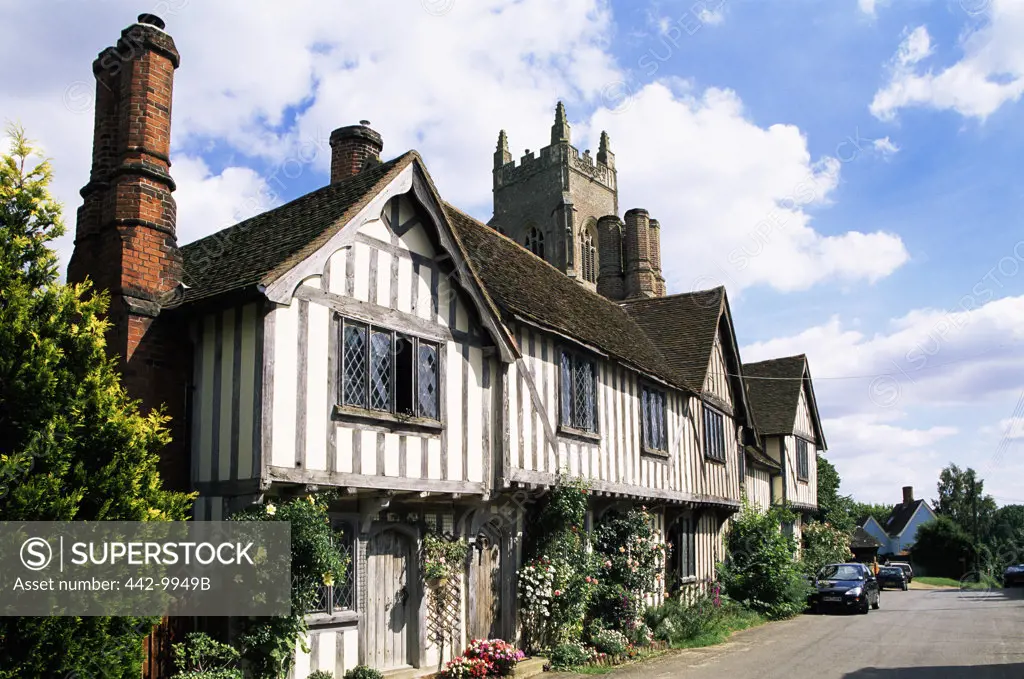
342,323,367,407
417,342,439,419
560,350,598,433
338,317,441,421
703,406,726,461
306,521,356,614
796,438,809,481
369,330,392,411
642,386,666,451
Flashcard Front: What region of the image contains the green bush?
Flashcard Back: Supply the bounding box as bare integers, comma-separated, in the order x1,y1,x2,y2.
231,496,349,679
718,503,811,620
800,521,854,576
308,672,334,679
910,516,975,579
343,666,383,679
0,126,193,678
548,641,593,669
170,632,242,679
589,628,629,655
644,587,721,644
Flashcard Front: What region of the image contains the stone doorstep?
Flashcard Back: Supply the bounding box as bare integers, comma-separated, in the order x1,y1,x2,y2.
381,656,548,679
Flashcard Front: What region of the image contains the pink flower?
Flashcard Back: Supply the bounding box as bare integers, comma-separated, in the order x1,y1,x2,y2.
554,589,562,596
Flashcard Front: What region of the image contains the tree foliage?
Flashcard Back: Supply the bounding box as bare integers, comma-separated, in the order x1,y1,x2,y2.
935,464,998,541
910,515,975,579
815,455,855,531
718,502,810,620
852,502,893,527
800,521,854,576
0,125,193,678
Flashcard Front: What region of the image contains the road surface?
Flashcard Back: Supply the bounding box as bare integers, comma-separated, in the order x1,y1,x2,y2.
585,587,1024,678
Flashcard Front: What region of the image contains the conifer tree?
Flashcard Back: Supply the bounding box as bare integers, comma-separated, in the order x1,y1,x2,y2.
0,125,193,678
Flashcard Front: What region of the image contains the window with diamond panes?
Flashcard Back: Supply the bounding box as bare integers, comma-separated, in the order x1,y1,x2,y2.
305,522,356,614
642,386,667,451
417,342,439,419
560,350,598,433
795,438,810,481
342,323,367,407
338,318,440,421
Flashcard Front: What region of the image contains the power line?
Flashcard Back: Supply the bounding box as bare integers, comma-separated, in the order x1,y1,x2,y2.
732,345,1024,381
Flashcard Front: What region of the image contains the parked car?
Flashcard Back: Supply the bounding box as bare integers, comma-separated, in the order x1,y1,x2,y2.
886,560,914,583
1004,564,1024,588
877,566,908,591
810,563,880,614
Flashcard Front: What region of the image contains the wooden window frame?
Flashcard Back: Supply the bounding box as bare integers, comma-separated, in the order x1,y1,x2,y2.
558,348,600,439
640,383,668,456
337,316,441,428
795,437,810,483
703,404,726,463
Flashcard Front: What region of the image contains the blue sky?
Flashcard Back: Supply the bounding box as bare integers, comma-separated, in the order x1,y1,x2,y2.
2,0,1022,506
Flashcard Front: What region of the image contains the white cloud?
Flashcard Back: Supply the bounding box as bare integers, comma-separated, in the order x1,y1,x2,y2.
871,3,1024,121
171,156,275,246
0,0,907,294
743,293,1024,503
588,82,909,294
858,0,879,17
872,136,900,156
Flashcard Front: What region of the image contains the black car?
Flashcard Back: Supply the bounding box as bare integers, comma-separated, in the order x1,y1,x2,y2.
810,563,880,614
1004,564,1024,588
886,560,914,582
877,566,908,591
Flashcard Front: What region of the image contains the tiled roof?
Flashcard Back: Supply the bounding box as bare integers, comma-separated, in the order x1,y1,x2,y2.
742,355,808,436
443,204,686,389
618,290,724,393
744,445,781,471
178,153,415,305
882,499,927,537
851,526,882,549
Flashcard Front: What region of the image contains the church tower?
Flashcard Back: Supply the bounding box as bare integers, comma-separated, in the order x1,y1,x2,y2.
489,103,618,291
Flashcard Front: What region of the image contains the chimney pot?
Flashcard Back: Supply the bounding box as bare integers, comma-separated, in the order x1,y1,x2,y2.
137,13,165,29
903,486,914,504
329,122,384,183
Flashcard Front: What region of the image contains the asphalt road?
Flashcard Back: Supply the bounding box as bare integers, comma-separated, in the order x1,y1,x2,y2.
592,587,1024,679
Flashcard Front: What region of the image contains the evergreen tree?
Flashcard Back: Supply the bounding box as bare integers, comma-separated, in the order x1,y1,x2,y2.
815,454,855,531
0,125,193,678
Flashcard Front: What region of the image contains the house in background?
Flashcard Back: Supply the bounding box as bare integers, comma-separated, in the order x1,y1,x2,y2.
741,355,827,543
850,526,882,563
859,486,938,557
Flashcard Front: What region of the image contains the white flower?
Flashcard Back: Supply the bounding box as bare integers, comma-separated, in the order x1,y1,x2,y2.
265,503,277,516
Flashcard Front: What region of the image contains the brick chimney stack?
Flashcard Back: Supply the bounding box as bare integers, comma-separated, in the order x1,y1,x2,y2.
330,121,384,182
67,14,189,490
903,486,914,505
623,208,661,299
597,215,625,300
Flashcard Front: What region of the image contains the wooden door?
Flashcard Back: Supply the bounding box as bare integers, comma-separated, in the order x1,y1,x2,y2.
366,531,413,670
467,538,501,641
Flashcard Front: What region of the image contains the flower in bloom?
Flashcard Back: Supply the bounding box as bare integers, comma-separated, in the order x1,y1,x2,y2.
323,572,335,586
619,546,626,553
604,560,612,568
554,590,562,596
265,503,277,516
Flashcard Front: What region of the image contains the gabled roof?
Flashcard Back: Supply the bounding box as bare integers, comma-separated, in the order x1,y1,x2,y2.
621,289,757,430
882,499,932,537
443,204,686,389
742,354,827,448
619,290,723,393
178,153,415,305
851,526,882,549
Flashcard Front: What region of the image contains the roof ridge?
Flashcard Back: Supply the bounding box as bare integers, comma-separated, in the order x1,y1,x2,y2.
619,286,725,306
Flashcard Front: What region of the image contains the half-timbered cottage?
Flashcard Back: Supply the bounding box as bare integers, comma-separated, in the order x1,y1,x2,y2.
742,355,827,541
66,14,825,678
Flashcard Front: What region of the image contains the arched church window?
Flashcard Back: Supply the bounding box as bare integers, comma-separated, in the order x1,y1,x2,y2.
581,227,598,283
525,227,545,259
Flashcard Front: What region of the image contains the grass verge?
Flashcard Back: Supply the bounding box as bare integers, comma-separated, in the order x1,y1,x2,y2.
915,576,1001,590
669,607,765,649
